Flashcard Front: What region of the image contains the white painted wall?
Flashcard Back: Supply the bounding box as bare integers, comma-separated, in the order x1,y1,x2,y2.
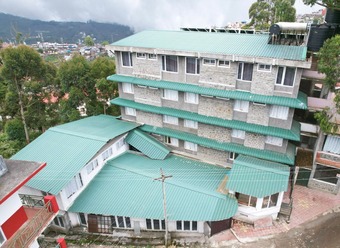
18,185,43,197
0,193,22,225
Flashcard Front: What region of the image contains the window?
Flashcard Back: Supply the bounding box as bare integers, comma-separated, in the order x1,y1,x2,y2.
92,215,131,234
229,152,238,160
0,229,5,245
253,102,266,106
165,136,179,147
218,60,230,68
236,193,257,207
203,58,216,66
162,89,178,101
53,215,65,228
146,219,165,230
184,119,198,129
265,136,283,146
323,135,340,155
184,141,197,151
122,82,134,93
86,161,96,174
65,173,83,198
262,193,279,208
184,92,198,104
136,53,146,59
125,107,136,116
116,138,125,149
163,115,178,125
176,221,198,231
121,52,133,67
186,57,200,74
276,67,296,86
162,55,178,72
79,213,87,225
238,62,253,81
232,129,245,139
258,64,271,72
102,148,113,161
234,100,249,112
148,54,157,60
270,105,289,120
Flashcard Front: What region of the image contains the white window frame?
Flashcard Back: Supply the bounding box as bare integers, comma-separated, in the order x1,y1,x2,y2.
125,107,136,116
276,66,296,87
53,215,66,227
102,147,113,161
148,54,157,60
136,53,146,59
65,173,83,198
184,141,197,151
162,89,178,101
186,57,200,74
203,58,216,66
257,64,272,72
163,115,178,125
116,138,125,149
165,136,179,147
265,136,283,146
270,105,289,120
184,119,198,129
262,193,279,208
176,220,198,231
122,82,134,94
234,100,249,112
146,219,165,230
86,161,95,174
121,52,133,67
237,62,253,81
218,60,230,68
162,55,178,73
229,152,237,160
184,92,198,104
253,101,266,106
232,129,245,139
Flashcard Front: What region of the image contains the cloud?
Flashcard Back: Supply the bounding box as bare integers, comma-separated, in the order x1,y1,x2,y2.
0,0,322,32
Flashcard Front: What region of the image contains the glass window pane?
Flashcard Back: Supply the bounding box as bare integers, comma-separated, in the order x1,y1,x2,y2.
237,63,242,79
262,196,270,208
176,221,182,230
192,221,197,231
186,57,196,74
111,216,117,227
161,220,165,230
117,216,124,228
276,67,284,84
269,193,279,207
243,63,253,81
125,217,131,228
284,67,295,86
153,219,160,230
249,196,257,207
146,219,152,229
184,221,190,230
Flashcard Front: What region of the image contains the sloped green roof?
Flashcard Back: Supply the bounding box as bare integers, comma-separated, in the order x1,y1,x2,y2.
140,125,296,165
111,30,307,61
126,130,170,160
11,115,139,194
226,155,290,198
107,74,307,109
111,98,300,141
69,152,238,221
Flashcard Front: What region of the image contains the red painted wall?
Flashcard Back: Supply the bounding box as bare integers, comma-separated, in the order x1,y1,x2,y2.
1,206,28,239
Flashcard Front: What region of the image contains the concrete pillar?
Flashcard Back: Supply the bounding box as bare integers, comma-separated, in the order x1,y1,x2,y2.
57,237,67,248
43,195,59,213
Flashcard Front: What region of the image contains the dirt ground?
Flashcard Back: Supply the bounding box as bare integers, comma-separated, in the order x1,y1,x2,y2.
233,210,340,248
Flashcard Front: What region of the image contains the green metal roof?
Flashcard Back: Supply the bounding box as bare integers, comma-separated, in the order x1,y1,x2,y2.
11,115,139,195
226,155,290,198
126,130,170,160
107,74,307,109
111,30,307,61
140,125,296,165
111,98,300,141
69,152,238,221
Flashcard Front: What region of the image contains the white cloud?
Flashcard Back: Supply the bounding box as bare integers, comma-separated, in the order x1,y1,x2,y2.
0,0,323,31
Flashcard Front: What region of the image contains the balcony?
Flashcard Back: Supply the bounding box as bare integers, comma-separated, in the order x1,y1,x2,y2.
315,151,340,169
307,97,332,111
3,196,57,248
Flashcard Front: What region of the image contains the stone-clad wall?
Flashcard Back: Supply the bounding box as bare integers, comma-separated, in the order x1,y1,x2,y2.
244,133,265,149
247,103,269,126
134,86,162,107
196,146,228,167
199,63,237,88
251,66,277,96
198,97,233,120
198,124,232,143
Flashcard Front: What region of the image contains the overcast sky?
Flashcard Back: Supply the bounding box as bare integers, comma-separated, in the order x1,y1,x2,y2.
0,0,322,31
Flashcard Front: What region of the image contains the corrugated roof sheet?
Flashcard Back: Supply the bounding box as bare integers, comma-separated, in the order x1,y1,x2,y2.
107,74,307,109
111,98,300,141
69,152,238,221
140,125,296,165
226,155,290,198
111,30,307,61
126,130,170,160
11,115,139,194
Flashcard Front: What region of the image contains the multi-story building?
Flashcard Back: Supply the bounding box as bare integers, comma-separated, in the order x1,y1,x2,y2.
106,29,311,222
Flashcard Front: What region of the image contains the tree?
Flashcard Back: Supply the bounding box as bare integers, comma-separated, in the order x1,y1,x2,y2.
303,0,340,10
272,0,296,23
314,35,340,133
84,35,95,46
248,1,272,30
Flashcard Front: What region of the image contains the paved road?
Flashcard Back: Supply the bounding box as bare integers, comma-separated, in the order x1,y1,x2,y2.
233,210,340,248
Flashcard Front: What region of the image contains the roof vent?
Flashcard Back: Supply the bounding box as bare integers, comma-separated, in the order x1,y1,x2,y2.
268,22,308,46
0,155,8,177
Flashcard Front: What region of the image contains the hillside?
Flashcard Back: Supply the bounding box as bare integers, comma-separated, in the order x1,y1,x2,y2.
0,13,134,44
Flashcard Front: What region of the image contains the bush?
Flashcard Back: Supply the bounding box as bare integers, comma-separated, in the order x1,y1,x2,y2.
5,118,25,141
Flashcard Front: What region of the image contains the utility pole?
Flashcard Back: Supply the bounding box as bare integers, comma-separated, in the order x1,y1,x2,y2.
154,168,172,247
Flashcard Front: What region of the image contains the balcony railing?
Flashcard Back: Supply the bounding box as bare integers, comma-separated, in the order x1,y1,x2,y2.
19,194,45,207
316,151,340,169
4,201,55,248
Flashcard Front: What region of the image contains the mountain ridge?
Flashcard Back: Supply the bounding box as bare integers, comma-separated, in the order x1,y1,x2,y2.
0,12,134,44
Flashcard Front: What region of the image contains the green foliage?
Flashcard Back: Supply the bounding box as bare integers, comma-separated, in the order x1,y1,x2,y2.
303,0,340,9
272,0,296,23
101,41,110,46
249,1,272,30
5,118,25,141
317,35,340,90
84,35,95,46
314,109,339,133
